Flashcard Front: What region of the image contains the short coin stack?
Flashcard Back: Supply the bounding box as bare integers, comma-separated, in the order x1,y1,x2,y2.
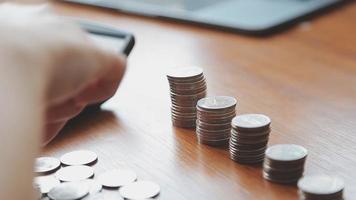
263,144,308,184
229,114,271,164
196,96,237,146
167,66,207,128
298,175,344,200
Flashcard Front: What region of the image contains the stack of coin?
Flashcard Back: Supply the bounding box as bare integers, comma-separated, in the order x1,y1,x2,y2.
229,114,271,164
167,66,207,128
263,144,308,184
298,175,344,200
196,96,237,146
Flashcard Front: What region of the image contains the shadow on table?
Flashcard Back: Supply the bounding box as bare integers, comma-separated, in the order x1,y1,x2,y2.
47,108,124,147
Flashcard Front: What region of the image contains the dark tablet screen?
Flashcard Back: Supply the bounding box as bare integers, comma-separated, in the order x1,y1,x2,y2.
89,33,127,53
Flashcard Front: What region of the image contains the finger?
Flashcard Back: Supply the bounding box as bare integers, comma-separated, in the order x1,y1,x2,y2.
46,98,86,123
46,36,124,105
0,3,51,19
43,120,67,145
74,54,126,105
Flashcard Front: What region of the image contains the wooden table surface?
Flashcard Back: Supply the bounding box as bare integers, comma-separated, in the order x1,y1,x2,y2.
46,2,356,199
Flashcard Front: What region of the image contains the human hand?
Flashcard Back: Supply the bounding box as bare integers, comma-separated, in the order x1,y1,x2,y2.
0,3,126,144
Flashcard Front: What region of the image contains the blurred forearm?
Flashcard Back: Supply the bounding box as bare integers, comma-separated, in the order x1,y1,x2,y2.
0,56,45,200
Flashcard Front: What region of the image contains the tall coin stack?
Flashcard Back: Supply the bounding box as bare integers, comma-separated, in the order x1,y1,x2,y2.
196,96,237,146
298,175,344,200
167,66,207,128
263,144,308,184
229,114,271,164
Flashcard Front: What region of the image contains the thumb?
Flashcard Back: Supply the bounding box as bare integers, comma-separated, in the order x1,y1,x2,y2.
46,42,123,105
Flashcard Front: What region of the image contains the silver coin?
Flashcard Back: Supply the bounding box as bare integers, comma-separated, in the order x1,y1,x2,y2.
232,114,271,129
197,112,236,120
55,165,94,182
168,77,206,86
198,139,229,146
35,157,61,174
60,150,98,166
34,175,60,194
82,179,103,195
119,181,160,199
170,91,206,101
170,86,207,95
197,96,237,110
197,106,236,115
298,175,344,195
98,169,137,188
83,191,124,200
167,66,203,79
231,128,271,137
48,182,89,200
171,112,196,119
263,172,301,184
170,83,207,91
34,186,42,199
263,162,304,172
265,144,308,162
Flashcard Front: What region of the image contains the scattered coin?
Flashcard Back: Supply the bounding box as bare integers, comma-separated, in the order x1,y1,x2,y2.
35,151,162,200
34,175,60,194
60,150,98,166
167,66,207,128
48,182,89,200
98,169,137,188
82,191,124,200
263,144,308,184
34,186,42,199
82,179,103,195
298,175,344,200
35,157,61,174
229,114,271,164
119,181,160,199
55,165,94,182
196,96,237,146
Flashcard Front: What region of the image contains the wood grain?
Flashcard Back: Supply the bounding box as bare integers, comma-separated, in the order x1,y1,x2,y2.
45,2,356,199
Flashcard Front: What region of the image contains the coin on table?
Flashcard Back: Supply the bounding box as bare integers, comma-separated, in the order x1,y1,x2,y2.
119,181,160,199
60,150,98,166
167,66,203,79
34,186,42,199
298,175,344,195
48,182,89,200
35,157,61,174
263,144,307,184
231,114,271,131
34,175,60,194
83,191,124,200
82,179,103,195
197,96,237,111
169,77,206,88
98,169,137,188
55,165,94,182
265,144,308,162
